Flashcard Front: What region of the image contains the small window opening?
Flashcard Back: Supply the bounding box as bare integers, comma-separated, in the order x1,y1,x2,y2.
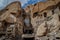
58,15,60,21
33,12,38,18
56,37,60,39
23,29,34,34
52,10,54,15
0,34,5,38
43,12,47,17
23,37,34,40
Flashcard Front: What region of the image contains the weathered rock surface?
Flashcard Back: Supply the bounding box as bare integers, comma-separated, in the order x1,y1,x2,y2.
0,0,60,40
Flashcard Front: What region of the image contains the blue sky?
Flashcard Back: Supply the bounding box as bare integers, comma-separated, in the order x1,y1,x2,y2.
0,0,46,10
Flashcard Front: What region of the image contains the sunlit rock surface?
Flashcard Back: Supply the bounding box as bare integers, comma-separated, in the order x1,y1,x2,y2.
0,0,60,40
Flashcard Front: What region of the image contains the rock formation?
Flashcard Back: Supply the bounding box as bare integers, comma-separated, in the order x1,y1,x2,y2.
24,0,60,40
0,0,60,40
0,1,23,40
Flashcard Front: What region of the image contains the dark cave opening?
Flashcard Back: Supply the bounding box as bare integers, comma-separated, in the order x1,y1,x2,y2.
23,37,34,40
33,12,38,18
23,29,34,34
58,15,60,21
52,10,54,15
0,34,5,38
43,12,47,17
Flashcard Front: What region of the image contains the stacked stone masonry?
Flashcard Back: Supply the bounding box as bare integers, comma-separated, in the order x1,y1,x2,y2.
0,0,60,40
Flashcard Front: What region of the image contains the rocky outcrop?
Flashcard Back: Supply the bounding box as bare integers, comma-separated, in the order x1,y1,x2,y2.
0,0,60,40
24,0,60,14
0,1,23,40
0,1,21,22
24,0,60,40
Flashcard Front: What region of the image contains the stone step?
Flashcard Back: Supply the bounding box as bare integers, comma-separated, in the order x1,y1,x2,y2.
22,34,35,38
